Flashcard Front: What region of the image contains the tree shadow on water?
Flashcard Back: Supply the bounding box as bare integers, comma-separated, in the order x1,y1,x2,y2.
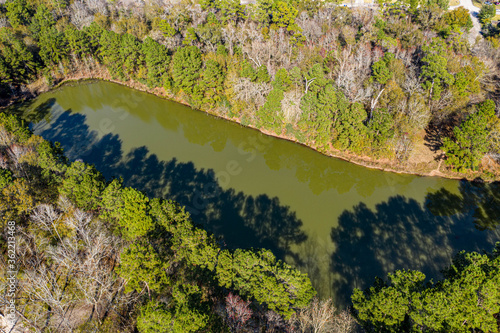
34,108,307,264
330,193,500,307
426,180,500,231
30,102,500,309
8,98,56,124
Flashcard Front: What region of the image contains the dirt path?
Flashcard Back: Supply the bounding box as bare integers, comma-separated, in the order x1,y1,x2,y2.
449,0,482,43
342,0,483,43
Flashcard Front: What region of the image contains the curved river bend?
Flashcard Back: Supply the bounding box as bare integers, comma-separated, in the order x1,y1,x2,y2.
16,81,500,306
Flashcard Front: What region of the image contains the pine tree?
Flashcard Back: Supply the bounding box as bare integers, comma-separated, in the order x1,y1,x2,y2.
142,37,170,88
442,100,497,171
5,0,32,29
200,59,225,107
29,4,55,40
60,161,105,211
172,46,203,95
99,30,125,79
121,33,144,79
38,26,68,66
0,28,38,84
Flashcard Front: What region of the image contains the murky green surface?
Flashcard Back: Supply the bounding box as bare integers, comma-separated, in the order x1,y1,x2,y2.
17,81,500,306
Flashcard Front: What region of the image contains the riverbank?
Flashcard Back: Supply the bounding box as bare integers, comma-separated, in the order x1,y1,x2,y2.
3,70,499,182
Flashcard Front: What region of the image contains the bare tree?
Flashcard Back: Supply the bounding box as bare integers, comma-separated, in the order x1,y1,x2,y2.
70,1,93,29
281,90,304,124
188,5,207,28
334,44,372,102
340,26,357,46
402,66,423,97
224,293,252,332
393,133,414,161
297,12,322,48
265,310,287,333
406,94,430,131
332,309,359,333
222,23,238,56
12,203,130,332
294,298,360,333
85,0,108,15
295,297,335,333
320,28,339,52
232,77,272,110
0,16,8,28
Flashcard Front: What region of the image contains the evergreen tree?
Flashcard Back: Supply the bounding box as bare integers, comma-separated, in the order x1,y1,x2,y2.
352,270,426,331
0,177,35,226
200,59,226,107
29,4,55,40
101,181,154,239
301,83,340,149
0,28,38,84
371,53,394,85
5,0,32,29
117,240,172,293
64,26,92,58
258,87,284,131
336,102,368,151
444,7,473,32
352,244,500,333
137,301,173,333
142,37,170,88
154,18,177,38
272,0,299,30
219,0,244,22
413,247,500,332
442,100,497,171
256,65,271,83
420,41,454,100
0,168,13,189
478,4,496,24
240,60,257,81
121,33,144,79
216,248,316,318
83,22,104,54
38,26,68,66
172,46,203,95
60,161,105,211
368,109,394,154
99,30,125,79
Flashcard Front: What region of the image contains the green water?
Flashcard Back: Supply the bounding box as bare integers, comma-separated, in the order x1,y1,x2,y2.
18,81,500,306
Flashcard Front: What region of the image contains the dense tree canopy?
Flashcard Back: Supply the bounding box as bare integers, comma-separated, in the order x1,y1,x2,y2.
478,4,496,25
0,0,499,329
172,46,203,95
352,244,500,332
442,100,498,172
1,0,498,178
0,113,318,332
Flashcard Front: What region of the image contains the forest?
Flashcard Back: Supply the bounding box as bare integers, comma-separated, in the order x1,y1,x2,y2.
0,0,499,177
0,0,500,331
1,106,499,332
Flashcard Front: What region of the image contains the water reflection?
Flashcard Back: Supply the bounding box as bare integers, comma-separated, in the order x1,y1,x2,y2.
23,81,418,199
29,110,307,263
329,194,499,305
15,81,500,308
426,181,500,231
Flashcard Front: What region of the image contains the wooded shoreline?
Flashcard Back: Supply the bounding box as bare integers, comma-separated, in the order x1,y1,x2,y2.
5,74,492,183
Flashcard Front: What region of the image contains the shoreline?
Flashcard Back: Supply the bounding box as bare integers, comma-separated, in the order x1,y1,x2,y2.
4,73,496,183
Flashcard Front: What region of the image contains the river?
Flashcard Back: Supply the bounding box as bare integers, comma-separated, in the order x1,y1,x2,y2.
13,80,500,307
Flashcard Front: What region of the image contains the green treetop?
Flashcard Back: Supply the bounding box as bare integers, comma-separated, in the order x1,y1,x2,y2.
420,41,454,100
172,46,203,95
60,161,105,211
442,99,497,172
